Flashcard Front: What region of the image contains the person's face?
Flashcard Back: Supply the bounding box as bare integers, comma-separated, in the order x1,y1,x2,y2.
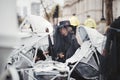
60,28,68,36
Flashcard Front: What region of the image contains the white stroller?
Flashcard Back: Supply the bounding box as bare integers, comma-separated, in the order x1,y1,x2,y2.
6,33,53,80
6,32,70,80
66,26,106,80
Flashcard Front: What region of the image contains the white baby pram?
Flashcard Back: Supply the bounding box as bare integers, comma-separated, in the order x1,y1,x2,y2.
6,33,53,80
66,26,106,80
6,32,70,80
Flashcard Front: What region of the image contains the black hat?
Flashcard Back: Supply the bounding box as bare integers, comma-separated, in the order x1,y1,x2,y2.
59,20,71,26
58,20,71,29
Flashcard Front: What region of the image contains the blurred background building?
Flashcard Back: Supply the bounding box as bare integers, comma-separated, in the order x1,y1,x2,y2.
62,0,120,25
17,0,64,25
16,0,120,26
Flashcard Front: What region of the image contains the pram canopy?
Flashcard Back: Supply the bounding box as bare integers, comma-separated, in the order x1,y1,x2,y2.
78,26,106,53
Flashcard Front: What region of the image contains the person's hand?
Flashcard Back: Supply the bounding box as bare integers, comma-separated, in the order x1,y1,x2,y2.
102,49,107,56
58,52,64,58
43,51,49,55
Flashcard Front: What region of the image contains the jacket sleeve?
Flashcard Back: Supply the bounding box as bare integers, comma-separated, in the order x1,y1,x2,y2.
65,35,80,59
104,29,113,54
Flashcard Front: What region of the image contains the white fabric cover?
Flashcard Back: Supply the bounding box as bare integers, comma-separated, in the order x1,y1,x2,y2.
80,26,106,54
29,15,53,33
66,41,92,64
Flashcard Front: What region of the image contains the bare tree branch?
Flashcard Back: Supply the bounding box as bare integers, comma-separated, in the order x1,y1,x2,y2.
40,0,50,21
